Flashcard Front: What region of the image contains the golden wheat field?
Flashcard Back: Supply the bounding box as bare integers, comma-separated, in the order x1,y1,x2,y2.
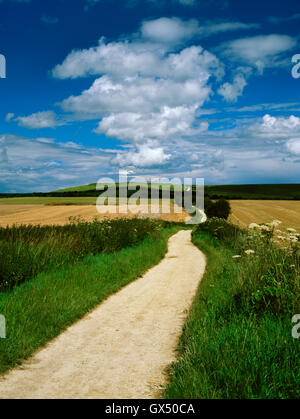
1,199,299,230
229,200,300,232
0,202,188,227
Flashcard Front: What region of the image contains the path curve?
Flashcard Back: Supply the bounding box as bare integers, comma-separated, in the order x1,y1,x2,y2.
0,230,206,399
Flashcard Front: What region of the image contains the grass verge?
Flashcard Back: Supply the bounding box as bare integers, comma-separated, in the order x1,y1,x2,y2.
0,226,179,375
164,220,299,399
0,218,163,291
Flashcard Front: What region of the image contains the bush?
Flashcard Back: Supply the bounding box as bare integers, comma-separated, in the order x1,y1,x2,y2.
205,197,231,220
194,217,243,244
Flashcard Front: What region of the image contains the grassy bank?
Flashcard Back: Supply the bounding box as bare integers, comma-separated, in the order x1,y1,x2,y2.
0,225,180,374
0,217,162,291
164,219,299,399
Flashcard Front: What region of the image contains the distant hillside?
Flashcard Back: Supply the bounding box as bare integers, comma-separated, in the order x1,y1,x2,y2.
53,182,173,193
205,184,300,200
54,183,98,193
0,183,299,200
52,183,300,200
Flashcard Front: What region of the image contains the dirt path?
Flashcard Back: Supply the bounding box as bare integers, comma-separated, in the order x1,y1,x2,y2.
0,230,206,399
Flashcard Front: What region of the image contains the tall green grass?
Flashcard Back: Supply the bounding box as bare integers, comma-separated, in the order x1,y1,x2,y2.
164,219,299,399
0,226,180,375
0,217,163,291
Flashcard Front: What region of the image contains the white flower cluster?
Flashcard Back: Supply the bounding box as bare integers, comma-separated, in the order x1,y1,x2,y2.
248,220,299,244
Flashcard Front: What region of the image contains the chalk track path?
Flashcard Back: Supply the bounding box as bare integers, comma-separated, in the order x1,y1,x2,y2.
0,230,206,399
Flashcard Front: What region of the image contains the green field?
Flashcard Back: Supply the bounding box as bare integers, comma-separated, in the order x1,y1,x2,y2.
53,182,182,193
53,183,300,200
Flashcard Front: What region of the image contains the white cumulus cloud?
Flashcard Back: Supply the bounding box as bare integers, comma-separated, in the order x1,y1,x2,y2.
261,114,300,133
15,111,65,129
95,106,208,142
218,72,248,102
286,138,300,155
51,19,229,168
115,145,171,167
221,34,297,72
50,17,269,169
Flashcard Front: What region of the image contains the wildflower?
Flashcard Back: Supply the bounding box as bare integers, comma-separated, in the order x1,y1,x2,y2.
249,223,260,229
232,255,241,259
287,228,297,233
269,220,282,227
244,249,255,255
258,224,270,231
277,236,286,241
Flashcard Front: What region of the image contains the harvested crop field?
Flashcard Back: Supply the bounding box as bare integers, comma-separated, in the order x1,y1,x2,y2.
229,200,300,232
0,202,187,227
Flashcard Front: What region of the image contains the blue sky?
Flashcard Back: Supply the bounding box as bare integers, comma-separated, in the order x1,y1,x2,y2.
0,0,300,192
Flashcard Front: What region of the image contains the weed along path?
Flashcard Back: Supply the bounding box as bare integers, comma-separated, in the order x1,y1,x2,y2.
0,230,206,399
